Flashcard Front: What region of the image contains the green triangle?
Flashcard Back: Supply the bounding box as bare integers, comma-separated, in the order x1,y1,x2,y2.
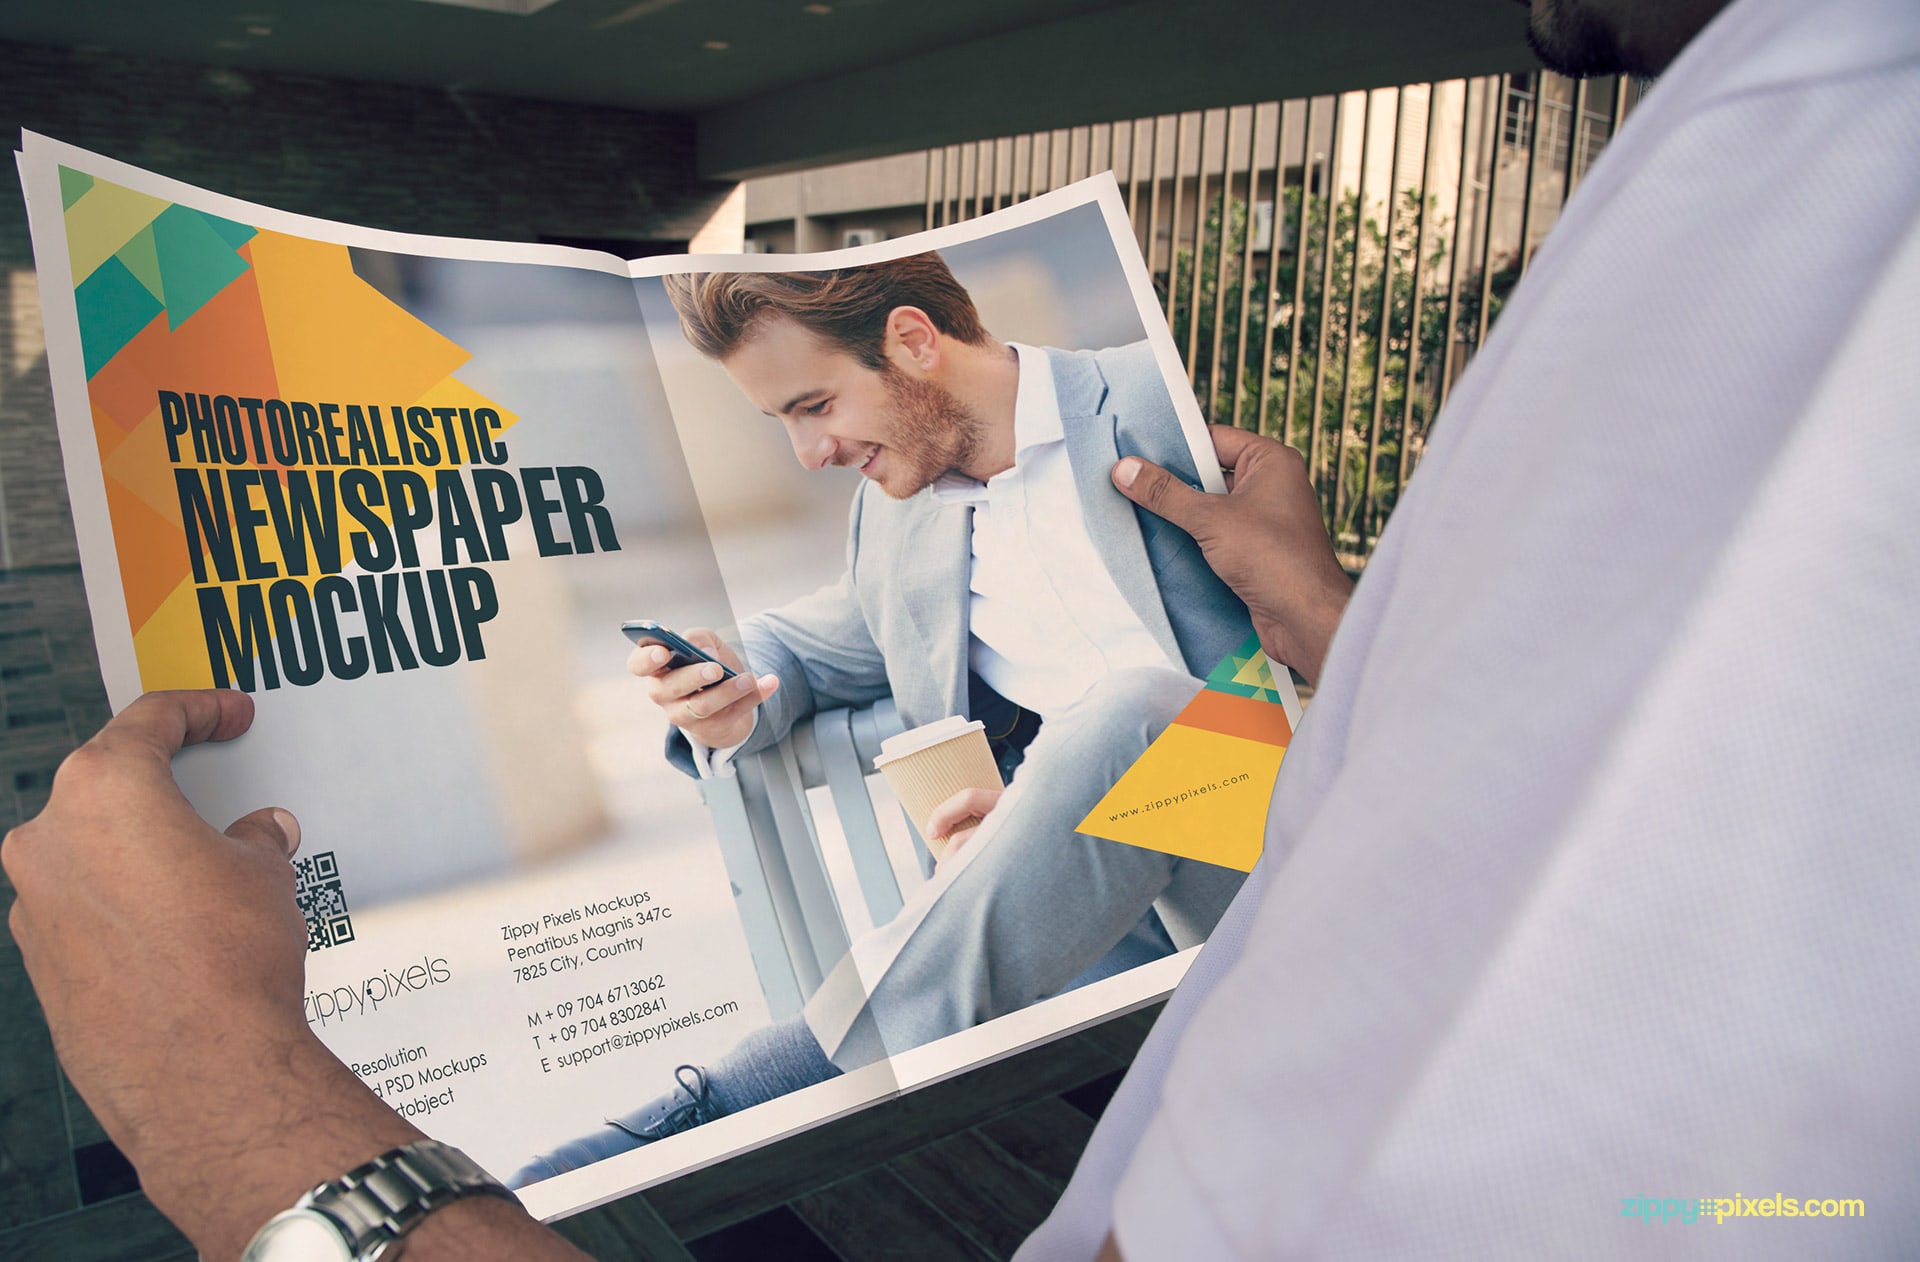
59,166,95,210
73,255,163,378
116,224,165,304
150,204,252,329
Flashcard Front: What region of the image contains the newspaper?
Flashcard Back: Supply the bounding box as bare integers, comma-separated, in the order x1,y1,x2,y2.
16,129,1298,1219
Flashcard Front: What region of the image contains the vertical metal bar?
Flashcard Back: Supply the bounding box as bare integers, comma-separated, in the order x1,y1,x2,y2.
1514,78,1545,275
1025,130,1041,203
1207,108,1240,418
1275,98,1316,443
1438,78,1479,409
983,138,999,216
1331,89,1376,538
1307,95,1345,492
1256,99,1297,437
1125,118,1143,222
1230,105,1263,428
1145,116,1164,277
1165,113,1188,328
924,145,939,231
1361,87,1407,551
948,144,965,226
1067,126,1082,183
936,144,952,227
1562,78,1589,201
1184,109,1213,385
1396,82,1441,504
1474,75,1511,353
956,143,970,221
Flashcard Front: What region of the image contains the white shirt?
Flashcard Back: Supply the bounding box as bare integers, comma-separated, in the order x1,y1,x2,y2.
932,342,1174,718
1018,0,1920,1256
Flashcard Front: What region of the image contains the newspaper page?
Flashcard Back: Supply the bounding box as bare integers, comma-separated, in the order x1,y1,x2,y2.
16,129,1297,1220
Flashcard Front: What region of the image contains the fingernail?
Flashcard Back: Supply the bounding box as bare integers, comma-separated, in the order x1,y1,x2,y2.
733,675,753,692
702,663,723,682
270,808,301,856
1114,457,1141,488
649,647,668,666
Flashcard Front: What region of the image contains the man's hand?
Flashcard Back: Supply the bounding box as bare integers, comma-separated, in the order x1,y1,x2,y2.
925,785,1003,867
629,628,779,750
1114,425,1353,685
3,691,582,1261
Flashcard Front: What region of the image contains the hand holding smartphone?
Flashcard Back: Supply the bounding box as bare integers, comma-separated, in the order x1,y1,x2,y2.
621,620,738,680
622,620,777,750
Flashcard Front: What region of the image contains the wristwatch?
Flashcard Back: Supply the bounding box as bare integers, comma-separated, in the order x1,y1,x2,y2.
241,1139,517,1261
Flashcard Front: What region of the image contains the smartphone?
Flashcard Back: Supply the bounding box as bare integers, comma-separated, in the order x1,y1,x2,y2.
621,619,739,682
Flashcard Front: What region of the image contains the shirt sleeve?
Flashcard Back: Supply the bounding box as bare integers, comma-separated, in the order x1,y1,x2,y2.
682,712,758,778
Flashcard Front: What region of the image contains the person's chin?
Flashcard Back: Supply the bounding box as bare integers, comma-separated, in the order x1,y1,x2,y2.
872,469,935,501
860,449,918,500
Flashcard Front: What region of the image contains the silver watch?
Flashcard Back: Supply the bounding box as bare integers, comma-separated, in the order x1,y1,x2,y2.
241,1139,516,1261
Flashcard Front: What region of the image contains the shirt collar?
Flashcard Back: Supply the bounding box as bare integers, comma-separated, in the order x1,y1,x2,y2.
1010,342,1063,453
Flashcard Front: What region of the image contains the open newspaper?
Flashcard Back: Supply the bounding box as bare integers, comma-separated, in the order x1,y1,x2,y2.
15,130,1299,1220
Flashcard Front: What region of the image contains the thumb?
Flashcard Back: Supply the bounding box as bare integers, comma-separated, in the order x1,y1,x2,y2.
1112,456,1212,531
226,806,301,858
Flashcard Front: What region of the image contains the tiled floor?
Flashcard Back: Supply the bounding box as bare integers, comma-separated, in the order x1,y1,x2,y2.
0,562,1159,1260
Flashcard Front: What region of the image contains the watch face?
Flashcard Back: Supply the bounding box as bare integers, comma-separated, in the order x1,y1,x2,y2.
242,1209,359,1262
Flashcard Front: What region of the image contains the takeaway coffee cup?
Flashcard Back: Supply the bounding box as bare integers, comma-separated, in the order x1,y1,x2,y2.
872,716,1002,859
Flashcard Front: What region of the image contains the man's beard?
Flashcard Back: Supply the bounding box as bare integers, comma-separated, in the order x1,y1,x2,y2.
1525,0,1639,78
872,367,984,500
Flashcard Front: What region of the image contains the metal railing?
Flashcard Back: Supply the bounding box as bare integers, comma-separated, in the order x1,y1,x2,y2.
925,72,1643,563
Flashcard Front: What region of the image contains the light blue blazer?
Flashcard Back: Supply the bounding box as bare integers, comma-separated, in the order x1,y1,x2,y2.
670,341,1249,773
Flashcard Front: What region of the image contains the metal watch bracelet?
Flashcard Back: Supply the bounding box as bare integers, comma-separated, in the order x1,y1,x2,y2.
244,1139,517,1261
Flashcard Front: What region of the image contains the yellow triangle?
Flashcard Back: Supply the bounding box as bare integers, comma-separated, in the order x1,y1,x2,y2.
65,179,170,288
1076,723,1285,871
1231,653,1274,690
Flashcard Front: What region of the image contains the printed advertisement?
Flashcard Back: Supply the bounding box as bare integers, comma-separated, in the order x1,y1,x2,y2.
16,129,1297,1219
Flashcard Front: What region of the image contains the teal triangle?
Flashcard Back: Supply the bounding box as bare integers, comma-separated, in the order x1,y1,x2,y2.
58,166,94,210
1204,631,1274,697
201,212,257,251
150,204,253,330
73,255,163,378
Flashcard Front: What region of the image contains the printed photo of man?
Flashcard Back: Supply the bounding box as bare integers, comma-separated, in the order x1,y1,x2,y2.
513,247,1269,1184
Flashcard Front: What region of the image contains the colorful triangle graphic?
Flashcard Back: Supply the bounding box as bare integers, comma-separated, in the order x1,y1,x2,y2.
1077,632,1294,871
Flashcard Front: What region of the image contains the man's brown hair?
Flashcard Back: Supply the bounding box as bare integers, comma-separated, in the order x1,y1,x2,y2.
663,252,990,370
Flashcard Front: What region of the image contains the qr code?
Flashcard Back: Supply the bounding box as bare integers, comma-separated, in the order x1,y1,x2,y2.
293,850,354,952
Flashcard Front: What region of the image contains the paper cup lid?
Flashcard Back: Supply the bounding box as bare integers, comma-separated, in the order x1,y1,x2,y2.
874,716,985,764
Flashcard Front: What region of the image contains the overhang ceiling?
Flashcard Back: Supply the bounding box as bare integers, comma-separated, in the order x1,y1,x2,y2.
0,0,1535,178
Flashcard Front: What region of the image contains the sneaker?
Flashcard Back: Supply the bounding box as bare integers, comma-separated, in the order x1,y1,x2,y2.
506,1065,723,1187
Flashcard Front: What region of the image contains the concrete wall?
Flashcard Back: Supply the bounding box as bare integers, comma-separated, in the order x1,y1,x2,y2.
0,38,733,569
